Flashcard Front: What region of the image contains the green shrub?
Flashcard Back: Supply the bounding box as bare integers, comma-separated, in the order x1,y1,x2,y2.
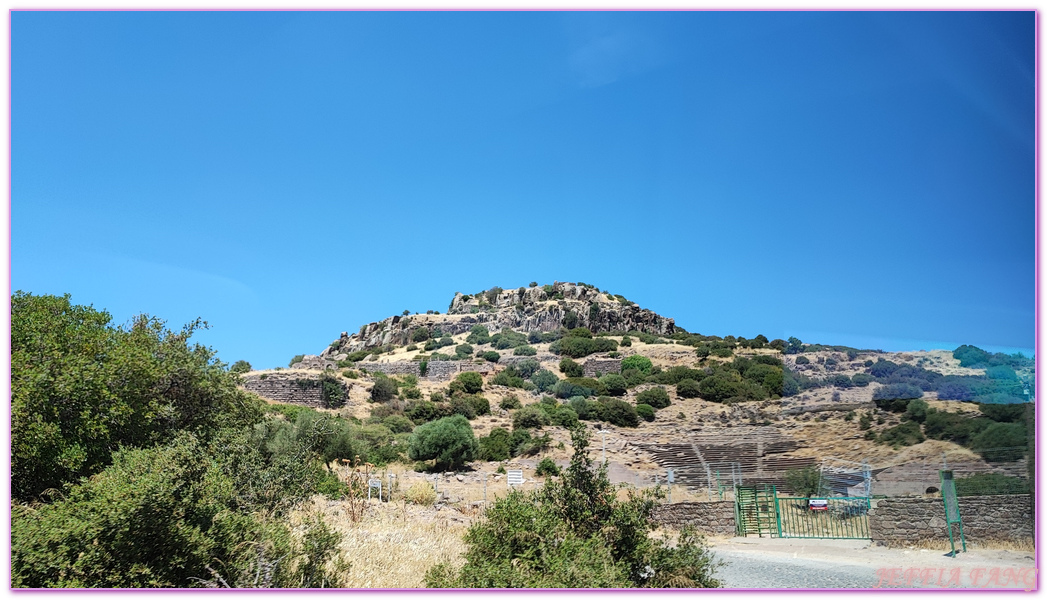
230,360,252,374
851,373,873,387
783,465,825,497
499,395,523,410
676,379,701,399
970,422,1028,461
636,404,655,422
466,325,491,345
412,328,431,342
493,330,529,350
620,355,653,374
513,345,537,356
455,344,474,359
550,406,580,429
290,354,305,367
491,370,526,389
383,415,416,434
370,377,398,403
636,387,671,410
877,421,925,448
597,397,639,428
453,371,484,395
904,399,929,423
408,415,478,471
559,358,583,377
480,351,501,363
620,336,632,347
872,383,923,411
600,373,628,396
479,428,512,461
424,428,722,588
530,369,559,393
535,457,561,477
513,405,551,429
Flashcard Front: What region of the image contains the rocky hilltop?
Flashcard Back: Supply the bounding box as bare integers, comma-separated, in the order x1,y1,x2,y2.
322,281,674,355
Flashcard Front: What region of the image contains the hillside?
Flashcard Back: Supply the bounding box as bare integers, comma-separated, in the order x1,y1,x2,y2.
246,281,1033,501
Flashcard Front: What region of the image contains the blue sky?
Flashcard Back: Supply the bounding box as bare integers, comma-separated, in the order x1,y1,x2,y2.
12,11,1036,369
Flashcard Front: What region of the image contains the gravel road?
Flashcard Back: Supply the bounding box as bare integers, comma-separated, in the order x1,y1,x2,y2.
707,537,1036,590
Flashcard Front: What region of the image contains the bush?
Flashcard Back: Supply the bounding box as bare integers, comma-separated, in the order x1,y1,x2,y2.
525,369,557,393
408,416,478,471
370,377,398,403
499,395,522,410
535,457,561,477
676,379,701,399
636,404,655,422
600,373,628,396
877,421,925,448
290,354,305,367
904,399,929,423
597,397,639,428
480,351,501,363
851,373,873,387
550,406,580,429
636,387,671,410
230,360,252,374
479,428,512,461
559,358,583,377
382,415,416,434
466,325,491,345
513,345,537,356
513,405,551,430
620,355,653,374
453,371,484,395
424,428,721,588
491,370,526,389
794,356,810,365
412,328,431,342
970,422,1028,461
493,330,529,350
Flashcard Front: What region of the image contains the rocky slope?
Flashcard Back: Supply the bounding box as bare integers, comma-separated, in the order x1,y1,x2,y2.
322,281,674,355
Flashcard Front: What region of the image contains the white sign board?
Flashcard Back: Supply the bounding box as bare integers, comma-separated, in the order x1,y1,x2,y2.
507,470,524,486
667,469,674,483
809,499,829,511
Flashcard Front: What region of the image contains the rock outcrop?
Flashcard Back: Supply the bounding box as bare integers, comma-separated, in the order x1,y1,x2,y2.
321,281,675,355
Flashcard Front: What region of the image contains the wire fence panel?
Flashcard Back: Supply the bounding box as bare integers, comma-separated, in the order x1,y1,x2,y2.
776,497,871,539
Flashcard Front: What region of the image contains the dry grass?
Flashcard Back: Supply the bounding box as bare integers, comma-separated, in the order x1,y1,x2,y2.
315,498,470,588
891,537,1034,553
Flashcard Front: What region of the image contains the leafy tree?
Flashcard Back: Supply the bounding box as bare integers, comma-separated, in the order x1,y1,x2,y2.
596,397,639,428
230,360,252,374
904,398,929,423
559,358,583,377
635,387,671,410
620,354,653,375
783,465,824,497
877,421,925,448
11,292,261,501
499,395,523,410
412,327,431,342
425,428,721,588
408,415,479,471
979,403,1028,423
795,355,810,365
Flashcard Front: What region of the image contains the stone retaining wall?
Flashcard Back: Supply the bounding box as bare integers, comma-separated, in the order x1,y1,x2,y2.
357,361,422,377
584,358,623,378
241,374,326,408
652,501,736,536
869,495,1033,546
425,360,495,380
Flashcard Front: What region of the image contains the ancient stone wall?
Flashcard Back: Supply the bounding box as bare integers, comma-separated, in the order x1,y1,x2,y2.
425,360,495,380
868,495,1033,546
240,374,325,408
357,361,422,377
584,358,623,378
652,501,736,535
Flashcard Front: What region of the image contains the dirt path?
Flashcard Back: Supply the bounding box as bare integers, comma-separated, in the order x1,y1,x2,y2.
707,537,1036,590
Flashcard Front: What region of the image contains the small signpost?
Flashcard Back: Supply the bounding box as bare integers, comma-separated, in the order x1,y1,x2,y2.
507,469,524,487
368,478,382,501
667,468,674,503
939,470,966,556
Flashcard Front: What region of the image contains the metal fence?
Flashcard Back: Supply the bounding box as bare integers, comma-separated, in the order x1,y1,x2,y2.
775,496,871,539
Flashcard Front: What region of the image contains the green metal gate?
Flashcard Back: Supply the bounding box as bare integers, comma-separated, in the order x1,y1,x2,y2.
735,486,779,537
775,496,871,539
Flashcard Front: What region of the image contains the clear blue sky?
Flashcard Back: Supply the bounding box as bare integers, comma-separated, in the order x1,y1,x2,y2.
12,11,1036,369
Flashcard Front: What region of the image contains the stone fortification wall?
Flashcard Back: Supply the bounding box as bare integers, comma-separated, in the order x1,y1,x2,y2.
868,495,1032,546
426,360,495,380
357,361,421,377
652,501,736,535
291,355,337,370
350,360,495,380
584,358,622,378
241,374,325,408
